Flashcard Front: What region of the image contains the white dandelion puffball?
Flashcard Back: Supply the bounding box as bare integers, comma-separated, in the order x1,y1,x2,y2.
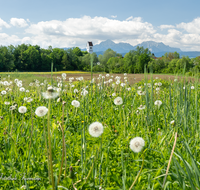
88,122,104,137
114,97,123,105
35,106,48,117
191,86,195,89
154,100,162,107
1,90,7,95
112,93,116,97
18,106,27,114
62,73,67,78
71,100,80,108
138,105,146,110
74,89,78,93
170,120,175,125
130,137,145,153
42,86,59,99
19,87,25,92
4,101,10,105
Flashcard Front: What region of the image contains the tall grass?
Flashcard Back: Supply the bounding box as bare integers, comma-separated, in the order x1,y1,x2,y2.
0,71,199,189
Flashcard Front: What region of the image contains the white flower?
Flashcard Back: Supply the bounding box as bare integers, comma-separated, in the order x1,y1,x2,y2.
114,97,123,105
116,80,120,85
9,105,16,111
26,90,29,93
137,90,145,95
174,79,178,82
183,86,185,89
124,73,127,76
170,120,175,125
88,122,104,137
81,89,88,96
127,87,131,91
26,97,33,102
71,100,80,107
1,90,6,95
17,83,22,87
19,87,25,92
112,93,116,97
158,82,162,86
154,100,162,107
112,84,115,88
121,83,125,87
155,77,158,79
14,79,19,83
42,86,59,99
97,62,100,65
191,86,195,89
4,81,9,86
4,101,10,105
138,86,142,90
154,83,158,86
106,74,110,77
62,73,67,78
35,106,48,117
74,89,78,93
156,87,160,91
138,105,146,110
18,106,27,114
130,137,145,153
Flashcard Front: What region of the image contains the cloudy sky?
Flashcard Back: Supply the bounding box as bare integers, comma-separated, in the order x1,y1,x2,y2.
0,0,200,51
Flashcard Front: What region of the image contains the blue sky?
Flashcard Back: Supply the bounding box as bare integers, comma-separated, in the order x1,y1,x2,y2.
0,0,200,51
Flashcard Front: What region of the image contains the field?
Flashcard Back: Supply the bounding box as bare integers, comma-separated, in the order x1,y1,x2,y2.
0,72,200,190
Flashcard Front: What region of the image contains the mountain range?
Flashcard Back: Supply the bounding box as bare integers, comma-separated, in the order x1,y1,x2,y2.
64,40,200,58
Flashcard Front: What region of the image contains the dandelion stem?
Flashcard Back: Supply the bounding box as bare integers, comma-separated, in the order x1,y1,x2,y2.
129,153,145,190
162,132,177,188
47,98,55,190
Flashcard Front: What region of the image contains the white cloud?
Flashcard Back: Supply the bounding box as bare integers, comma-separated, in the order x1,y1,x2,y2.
0,33,21,45
0,18,10,30
111,15,117,18
159,24,175,30
1,16,200,51
177,17,200,34
10,18,28,27
25,16,155,48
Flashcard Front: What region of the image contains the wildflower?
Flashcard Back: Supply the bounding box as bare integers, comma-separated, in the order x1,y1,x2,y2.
191,86,195,89
124,73,127,76
170,120,175,125
156,87,160,91
121,83,125,87
18,106,27,114
9,106,16,111
112,93,116,97
17,83,23,87
19,87,25,92
127,87,131,91
3,81,9,86
57,98,61,102
1,90,6,95
116,80,120,85
26,90,29,93
112,84,115,88
42,86,59,99
130,137,145,153
81,89,88,96
114,97,123,105
158,82,162,86
97,62,100,65
155,77,158,79
62,73,67,78
154,100,162,107
183,86,185,89
71,100,80,108
26,97,33,102
138,86,142,90
174,79,178,82
4,101,10,105
74,89,78,93
154,83,158,86
35,106,48,117
106,74,110,77
137,90,145,95
138,105,146,110
88,122,104,137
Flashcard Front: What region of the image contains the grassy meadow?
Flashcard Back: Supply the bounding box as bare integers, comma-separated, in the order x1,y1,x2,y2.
0,71,200,190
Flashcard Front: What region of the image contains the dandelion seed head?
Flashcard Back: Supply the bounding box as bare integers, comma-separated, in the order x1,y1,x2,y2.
130,137,145,153
114,97,123,105
88,122,104,137
18,106,27,114
35,106,48,117
71,100,80,107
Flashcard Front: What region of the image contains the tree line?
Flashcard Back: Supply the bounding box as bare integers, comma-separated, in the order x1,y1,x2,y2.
0,44,200,75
